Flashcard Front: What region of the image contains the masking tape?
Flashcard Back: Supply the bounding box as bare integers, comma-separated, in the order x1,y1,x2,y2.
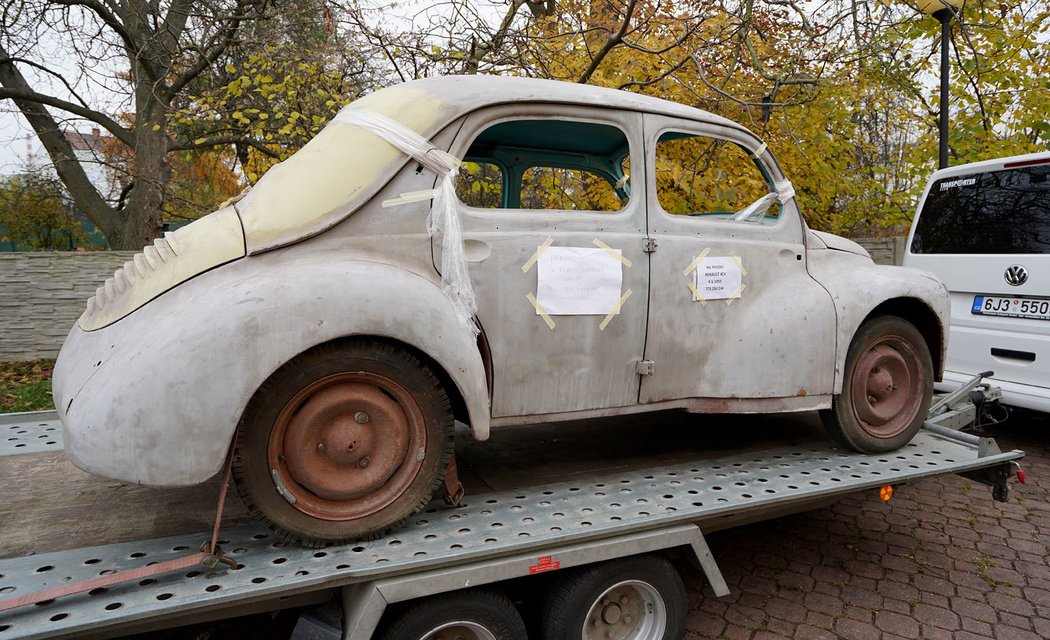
425,148,461,169
614,173,629,190
522,237,554,273
688,283,707,305
776,181,796,202
599,289,633,331
729,253,748,276
682,247,712,277
382,188,440,208
725,283,747,306
527,292,556,330
592,239,632,267
752,142,768,157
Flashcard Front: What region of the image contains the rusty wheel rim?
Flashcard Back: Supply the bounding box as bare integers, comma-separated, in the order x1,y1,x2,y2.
849,335,925,439
268,371,427,521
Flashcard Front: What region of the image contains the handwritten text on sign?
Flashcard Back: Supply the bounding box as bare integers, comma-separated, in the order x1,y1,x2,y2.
693,257,742,301
537,247,623,315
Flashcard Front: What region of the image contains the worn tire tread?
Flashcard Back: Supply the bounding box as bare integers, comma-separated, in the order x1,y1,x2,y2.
821,315,933,454
539,554,686,640
376,588,527,640
232,339,454,547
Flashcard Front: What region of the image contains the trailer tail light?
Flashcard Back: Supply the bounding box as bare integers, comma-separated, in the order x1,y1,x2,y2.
879,486,893,502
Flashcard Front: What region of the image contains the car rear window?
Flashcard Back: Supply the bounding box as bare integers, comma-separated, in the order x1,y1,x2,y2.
911,164,1050,254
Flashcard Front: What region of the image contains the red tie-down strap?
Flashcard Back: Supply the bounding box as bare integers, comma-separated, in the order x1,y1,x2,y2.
443,453,465,507
0,446,238,614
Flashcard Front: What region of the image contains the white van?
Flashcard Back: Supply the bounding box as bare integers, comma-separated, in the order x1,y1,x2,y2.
904,152,1050,413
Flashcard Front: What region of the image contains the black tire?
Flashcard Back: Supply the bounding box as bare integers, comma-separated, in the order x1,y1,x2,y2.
821,315,933,453
233,339,454,547
540,555,686,640
377,589,528,640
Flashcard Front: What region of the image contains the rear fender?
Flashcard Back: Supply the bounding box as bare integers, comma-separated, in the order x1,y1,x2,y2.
54,254,489,486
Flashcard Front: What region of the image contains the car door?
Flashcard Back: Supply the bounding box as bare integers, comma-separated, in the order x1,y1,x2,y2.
443,105,649,420
640,113,836,406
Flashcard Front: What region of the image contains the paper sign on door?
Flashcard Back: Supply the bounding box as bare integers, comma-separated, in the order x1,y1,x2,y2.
536,247,623,315
694,257,742,301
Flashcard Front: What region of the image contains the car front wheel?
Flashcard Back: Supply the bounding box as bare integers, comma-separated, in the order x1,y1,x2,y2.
233,339,454,547
821,315,933,453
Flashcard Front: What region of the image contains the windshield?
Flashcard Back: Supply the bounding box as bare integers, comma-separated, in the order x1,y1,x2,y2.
911,163,1050,254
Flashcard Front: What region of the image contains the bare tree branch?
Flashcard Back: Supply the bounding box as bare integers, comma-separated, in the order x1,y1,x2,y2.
0,85,134,147
0,43,119,236
578,0,638,84
170,134,279,158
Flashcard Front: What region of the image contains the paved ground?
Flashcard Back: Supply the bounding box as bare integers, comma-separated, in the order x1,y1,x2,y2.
681,411,1049,640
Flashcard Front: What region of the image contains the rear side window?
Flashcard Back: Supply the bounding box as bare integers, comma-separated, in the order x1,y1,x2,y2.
911,164,1050,254
455,119,631,213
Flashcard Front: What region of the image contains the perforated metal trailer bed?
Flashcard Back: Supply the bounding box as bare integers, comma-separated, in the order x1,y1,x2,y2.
0,379,1025,640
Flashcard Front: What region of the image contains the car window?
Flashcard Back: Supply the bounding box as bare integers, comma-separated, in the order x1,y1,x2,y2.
911,164,1050,254
656,132,778,223
456,161,504,209
520,166,622,211
456,119,630,213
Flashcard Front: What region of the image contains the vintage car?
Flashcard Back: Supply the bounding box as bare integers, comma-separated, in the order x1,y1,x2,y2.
53,76,949,546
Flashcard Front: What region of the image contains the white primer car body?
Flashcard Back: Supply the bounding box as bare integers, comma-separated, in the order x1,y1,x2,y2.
904,152,1050,413
54,76,949,545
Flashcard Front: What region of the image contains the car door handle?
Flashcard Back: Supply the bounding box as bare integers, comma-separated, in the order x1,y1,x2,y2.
463,239,491,262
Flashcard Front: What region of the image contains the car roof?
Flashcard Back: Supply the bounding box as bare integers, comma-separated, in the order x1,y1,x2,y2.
397,75,755,139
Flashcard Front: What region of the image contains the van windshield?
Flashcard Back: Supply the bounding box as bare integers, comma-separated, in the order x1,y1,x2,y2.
910,163,1050,254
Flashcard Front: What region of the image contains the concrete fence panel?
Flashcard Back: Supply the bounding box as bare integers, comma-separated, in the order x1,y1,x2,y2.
854,237,907,266
1,252,136,361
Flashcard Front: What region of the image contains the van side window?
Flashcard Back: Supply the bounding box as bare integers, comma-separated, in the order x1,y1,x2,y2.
911,165,1050,254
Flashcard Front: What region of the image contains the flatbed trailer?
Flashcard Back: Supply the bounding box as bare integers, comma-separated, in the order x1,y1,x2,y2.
0,383,1025,640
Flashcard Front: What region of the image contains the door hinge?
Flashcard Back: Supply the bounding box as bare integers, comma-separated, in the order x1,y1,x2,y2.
642,237,658,253
635,359,655,376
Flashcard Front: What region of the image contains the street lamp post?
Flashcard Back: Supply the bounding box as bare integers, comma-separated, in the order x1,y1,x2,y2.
915,0,964,169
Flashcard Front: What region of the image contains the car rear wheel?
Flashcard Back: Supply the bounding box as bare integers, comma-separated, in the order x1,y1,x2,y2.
821,315,933,453
233,339,454,547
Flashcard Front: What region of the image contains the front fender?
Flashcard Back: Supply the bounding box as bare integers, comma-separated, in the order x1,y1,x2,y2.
53,253,489,486
807,250,950,393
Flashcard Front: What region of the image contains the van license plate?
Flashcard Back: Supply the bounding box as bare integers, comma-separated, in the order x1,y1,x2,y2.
972,295,1050,320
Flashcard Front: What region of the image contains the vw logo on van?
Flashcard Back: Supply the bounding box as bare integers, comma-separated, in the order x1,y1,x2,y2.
1005,265,1029,286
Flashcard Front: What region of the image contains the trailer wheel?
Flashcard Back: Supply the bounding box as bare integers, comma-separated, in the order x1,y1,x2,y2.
540,554,686,640
821,315,933,453
377,589,527,640
233,339,454,547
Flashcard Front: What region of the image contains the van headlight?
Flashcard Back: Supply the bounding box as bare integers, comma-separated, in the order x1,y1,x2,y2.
78,206,246,331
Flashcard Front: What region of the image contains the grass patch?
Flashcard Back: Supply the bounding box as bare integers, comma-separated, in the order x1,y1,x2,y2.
0,360,55,413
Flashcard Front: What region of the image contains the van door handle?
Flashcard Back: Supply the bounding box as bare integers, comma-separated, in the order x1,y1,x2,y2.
991,348,1036,362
